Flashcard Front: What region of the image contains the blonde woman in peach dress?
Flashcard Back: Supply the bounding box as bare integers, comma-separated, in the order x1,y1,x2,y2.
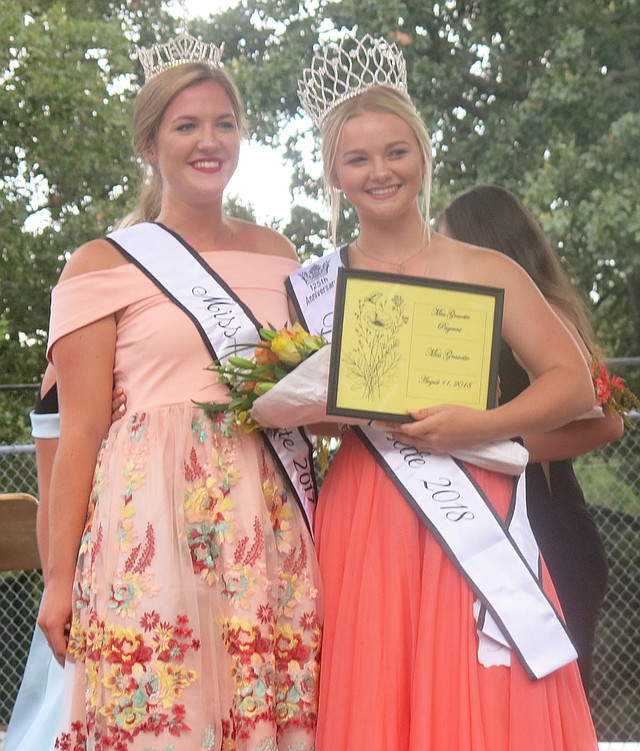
37,38,320,751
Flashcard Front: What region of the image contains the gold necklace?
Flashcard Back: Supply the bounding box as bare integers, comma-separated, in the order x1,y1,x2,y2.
354,237,427,273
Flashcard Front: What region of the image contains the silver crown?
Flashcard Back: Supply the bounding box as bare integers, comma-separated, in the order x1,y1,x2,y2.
298,34,408,129
135,30,224,83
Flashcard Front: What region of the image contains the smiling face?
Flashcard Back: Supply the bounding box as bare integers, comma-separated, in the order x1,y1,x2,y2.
331,109,424,226
145,79,241,212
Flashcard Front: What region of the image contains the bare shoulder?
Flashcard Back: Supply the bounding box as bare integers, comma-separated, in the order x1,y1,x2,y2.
230,219,298,261
549,304,591,360
430,232,529,288
59,237,129,282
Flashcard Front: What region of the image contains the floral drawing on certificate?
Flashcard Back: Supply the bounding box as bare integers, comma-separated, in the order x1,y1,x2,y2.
346,292,409,401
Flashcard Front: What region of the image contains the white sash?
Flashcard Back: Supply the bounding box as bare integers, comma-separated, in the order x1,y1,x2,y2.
107,222,317,534
288,250,577,679
286,250,343,338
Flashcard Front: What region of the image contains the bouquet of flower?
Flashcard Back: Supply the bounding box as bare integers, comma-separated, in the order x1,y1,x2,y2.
591,357,640,429
201,323,530,476
201,323,328,432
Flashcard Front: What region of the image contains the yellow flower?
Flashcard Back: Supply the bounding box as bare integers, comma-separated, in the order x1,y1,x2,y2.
156,663,197,705
271,331,303,366
270,323,327,365
290,322,326,355
237,411,261,433
290,321,309,341
203,323,328,428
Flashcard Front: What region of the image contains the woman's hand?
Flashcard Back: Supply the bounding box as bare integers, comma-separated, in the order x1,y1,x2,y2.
112,385,127,422
38,576,74,666
379,404,495,453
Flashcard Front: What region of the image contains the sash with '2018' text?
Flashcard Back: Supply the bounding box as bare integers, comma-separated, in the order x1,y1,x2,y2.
287,249,577,679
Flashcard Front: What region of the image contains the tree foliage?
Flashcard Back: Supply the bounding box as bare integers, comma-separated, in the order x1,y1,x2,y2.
2,0,638,442
0,0,175,440
216,0,639,355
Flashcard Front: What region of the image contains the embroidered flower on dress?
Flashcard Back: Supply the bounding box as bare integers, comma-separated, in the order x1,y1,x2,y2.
61,613,201,747
59,397,320,748
262,476,294,553
183,443,239,583
128,411,148,440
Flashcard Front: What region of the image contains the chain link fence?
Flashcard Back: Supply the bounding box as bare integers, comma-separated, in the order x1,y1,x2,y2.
0,445,45,726
1,422,639,741
574,420,640,742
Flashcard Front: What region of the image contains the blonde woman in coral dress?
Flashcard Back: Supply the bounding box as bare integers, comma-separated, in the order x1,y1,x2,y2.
37,44,320,751
294,35,600,751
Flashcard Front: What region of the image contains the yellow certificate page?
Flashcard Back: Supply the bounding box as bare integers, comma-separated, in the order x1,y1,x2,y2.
330,272,502,420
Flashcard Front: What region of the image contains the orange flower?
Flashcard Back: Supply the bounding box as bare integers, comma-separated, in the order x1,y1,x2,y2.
595,378,611,405
590,356,640,429
254,342,280,366
611,374,625,392
202,323,329,430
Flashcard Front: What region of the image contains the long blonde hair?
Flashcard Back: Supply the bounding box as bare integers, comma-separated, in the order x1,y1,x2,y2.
123,62,247,226
320,86,433,246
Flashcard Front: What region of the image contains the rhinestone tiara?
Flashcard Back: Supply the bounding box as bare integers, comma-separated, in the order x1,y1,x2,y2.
297,33,409,129
135,30,224,83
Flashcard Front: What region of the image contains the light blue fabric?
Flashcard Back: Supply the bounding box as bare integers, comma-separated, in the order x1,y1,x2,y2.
28,410,60,439
3,623,62,751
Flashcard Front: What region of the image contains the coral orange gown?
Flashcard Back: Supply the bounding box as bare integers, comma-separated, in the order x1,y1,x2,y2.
315,430,599,751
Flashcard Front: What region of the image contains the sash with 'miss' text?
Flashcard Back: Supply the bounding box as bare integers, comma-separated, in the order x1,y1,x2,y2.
107,222,317,534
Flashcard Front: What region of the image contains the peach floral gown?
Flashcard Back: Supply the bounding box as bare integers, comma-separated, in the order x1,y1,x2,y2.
47,245,321,751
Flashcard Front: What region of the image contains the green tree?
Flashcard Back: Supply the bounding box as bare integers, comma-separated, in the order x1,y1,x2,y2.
0,0,174,441
2,1,638,442
219,0,639,355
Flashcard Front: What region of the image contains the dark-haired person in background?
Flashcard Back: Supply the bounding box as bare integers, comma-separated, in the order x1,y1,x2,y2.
439,184,624,694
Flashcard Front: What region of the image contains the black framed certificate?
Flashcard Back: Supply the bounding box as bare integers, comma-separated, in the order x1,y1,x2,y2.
326,267,504,422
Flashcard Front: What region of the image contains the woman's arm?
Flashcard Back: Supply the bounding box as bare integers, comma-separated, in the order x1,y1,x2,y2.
396,255,595,452
34,436,58,579
523,408,623,463
37,313,116,664
511,309,624,462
